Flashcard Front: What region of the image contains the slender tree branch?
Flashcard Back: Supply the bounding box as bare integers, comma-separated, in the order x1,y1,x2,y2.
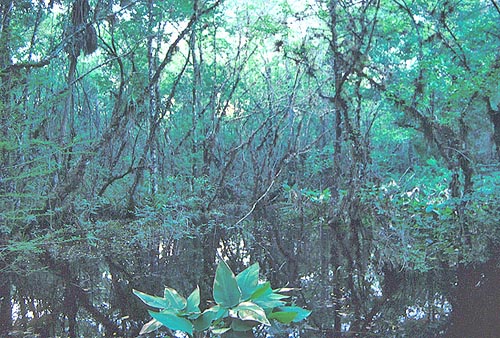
491,0,500,16
234,169,282,227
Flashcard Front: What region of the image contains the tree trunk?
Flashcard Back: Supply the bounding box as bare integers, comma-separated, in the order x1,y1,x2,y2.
62,264,78,338
0,2,13,335
0,272,12,336
486,98,500,160
147,0,159,195
0,1,13,69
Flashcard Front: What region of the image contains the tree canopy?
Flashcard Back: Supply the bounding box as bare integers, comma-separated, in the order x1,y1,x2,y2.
0,0,499,337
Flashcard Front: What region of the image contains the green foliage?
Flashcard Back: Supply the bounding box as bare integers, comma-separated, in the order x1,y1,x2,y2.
133,261,310,336
235,262,259,301
213,260,241,308
1,0,499,336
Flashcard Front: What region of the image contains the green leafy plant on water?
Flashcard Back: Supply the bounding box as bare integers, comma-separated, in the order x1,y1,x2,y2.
133,261,311,337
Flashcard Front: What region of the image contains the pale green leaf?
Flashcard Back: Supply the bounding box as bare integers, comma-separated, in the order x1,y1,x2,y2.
163,286,187,311
250,283,288,309
211,327,231,334
268,311,297,324
139,318,163,335
148,309,193,335
133,289,168,309
233,301,270,326
186,286,201,314
236,263,260,301
276,306,311,322
213,260,241,308
249,282,272,299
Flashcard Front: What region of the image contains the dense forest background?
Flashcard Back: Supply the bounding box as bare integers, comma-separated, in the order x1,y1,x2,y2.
0,0,499,337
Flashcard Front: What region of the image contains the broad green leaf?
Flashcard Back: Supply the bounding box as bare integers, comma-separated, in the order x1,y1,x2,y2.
133,289,168,309
194,305,228,331
186,286,201,314
233,301,270,326
250,282,272,299
211,305,229,322
230,318,258,332
139,318,163,335
148,309,193,335
236,263,260,301
208,305,229,322
211,327,231,334
268,311,297,324
163,286,187,311
193,310,216,331
250,283,288,309
276,306,311,322
213,260,241,308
